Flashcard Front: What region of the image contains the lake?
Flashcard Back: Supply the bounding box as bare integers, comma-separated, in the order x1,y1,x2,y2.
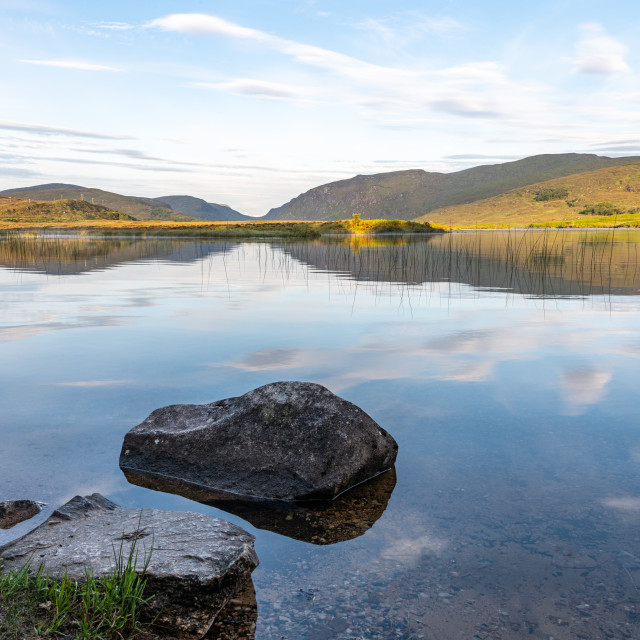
2,229,640,639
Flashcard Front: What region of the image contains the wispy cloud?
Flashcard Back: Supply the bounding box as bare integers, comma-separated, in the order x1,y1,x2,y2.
94,22,134,31
357,12,463,46
191,79,307,100
146,12,544,125
574,24,630,75
0,120,131,140
19,58,121,72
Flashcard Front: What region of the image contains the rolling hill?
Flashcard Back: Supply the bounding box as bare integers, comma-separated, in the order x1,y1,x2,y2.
153,195,252,221
414,162,640,227
0,196,136,222
265,154,640,221
0,185,250,221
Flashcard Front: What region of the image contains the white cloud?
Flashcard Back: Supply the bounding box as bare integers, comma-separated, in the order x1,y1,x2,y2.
148,13,271,42
574,24,630,75
19,59,121,72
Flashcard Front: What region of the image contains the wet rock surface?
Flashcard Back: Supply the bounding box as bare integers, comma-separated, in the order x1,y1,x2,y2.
124,467,396,545
0,494,258,638
120,382,397,501
0,499,42,529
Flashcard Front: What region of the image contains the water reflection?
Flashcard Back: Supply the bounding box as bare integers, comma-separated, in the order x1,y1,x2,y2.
282,230,640,296
2,230,640,296
0,234,234,274
123,468,396,545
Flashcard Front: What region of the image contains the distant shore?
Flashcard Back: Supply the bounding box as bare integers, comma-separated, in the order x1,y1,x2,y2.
0,219,447,238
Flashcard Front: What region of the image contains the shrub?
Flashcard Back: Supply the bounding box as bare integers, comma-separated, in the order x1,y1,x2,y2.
533,187,570,201
579,202,626,216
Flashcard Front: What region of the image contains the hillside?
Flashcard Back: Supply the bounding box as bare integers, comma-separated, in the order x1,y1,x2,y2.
265,154,640,221
154,195,252,221
0,197,136,222
414,162,640,227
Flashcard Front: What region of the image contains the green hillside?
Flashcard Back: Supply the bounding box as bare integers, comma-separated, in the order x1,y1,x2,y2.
0,184,195,221
0,196,136,222
415,162,640,227
265,154,640,221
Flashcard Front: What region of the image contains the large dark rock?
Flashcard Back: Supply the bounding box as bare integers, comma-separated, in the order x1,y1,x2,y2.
0,499,42,529
120,382,398,501
0,494,258,638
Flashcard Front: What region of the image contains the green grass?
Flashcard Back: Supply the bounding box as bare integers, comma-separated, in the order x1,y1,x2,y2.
0,540,152,639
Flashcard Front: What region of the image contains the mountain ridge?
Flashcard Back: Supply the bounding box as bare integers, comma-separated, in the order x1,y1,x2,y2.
265,154,640,221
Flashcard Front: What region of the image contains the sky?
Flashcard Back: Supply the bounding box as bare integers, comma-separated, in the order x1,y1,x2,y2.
1,0,639,216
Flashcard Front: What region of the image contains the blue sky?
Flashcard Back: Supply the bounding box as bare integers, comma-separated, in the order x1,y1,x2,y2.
1,0,639,215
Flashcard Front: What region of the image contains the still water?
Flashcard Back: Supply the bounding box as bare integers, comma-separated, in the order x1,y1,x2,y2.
2,230,640,639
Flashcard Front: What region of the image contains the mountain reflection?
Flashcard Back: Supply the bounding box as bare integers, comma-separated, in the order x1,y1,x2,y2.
0,235,235,275
123,468,396,545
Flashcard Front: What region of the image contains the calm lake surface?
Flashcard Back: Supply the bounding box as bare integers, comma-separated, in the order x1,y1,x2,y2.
3,230,640,639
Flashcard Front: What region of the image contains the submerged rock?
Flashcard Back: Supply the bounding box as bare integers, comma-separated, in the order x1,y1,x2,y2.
0,499,42,529
0,494,258,638
124,466,396,545
120,381,398,501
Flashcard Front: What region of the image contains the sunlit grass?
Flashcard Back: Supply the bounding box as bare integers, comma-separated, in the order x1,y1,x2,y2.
528,213,640,228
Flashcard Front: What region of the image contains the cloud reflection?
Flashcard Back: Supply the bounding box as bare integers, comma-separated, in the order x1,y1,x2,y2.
602,497,640,512
55,379,133,387
561,367,611,416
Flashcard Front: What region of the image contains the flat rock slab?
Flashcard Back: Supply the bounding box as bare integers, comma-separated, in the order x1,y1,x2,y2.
120,381,398,501
0,494,258,638
0,499,42,529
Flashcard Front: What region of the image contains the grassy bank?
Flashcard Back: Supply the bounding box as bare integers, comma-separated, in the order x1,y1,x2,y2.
0,218,445,238
0,544,151,640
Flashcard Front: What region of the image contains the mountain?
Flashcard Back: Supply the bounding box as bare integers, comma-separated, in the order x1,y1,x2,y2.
153,195,252,221
0,184,193,221
265,154,640,221
0,185,251,222
0,196,136,222
414,162,640,227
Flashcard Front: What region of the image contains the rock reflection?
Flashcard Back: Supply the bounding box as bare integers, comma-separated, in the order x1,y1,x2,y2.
203,579,257,640
123,468,396,545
